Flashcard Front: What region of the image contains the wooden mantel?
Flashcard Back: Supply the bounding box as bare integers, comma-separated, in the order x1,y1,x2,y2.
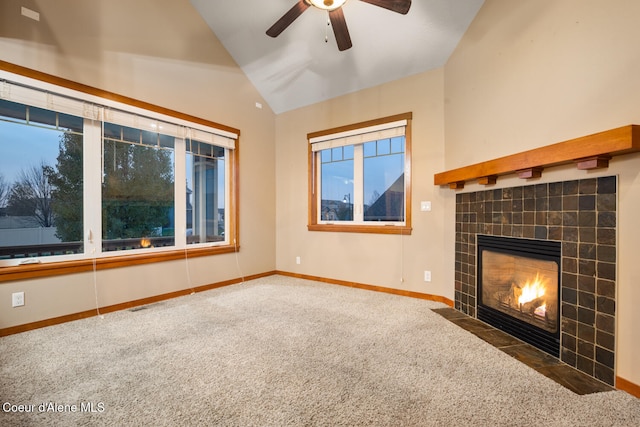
434,125,640,189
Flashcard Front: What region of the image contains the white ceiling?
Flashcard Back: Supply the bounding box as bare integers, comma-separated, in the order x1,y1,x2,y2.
190,0,484,114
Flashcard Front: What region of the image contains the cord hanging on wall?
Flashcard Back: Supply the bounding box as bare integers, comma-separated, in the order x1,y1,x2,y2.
325,13,330,43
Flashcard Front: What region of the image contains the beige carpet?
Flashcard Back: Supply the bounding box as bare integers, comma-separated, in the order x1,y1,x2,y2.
1,275,639,426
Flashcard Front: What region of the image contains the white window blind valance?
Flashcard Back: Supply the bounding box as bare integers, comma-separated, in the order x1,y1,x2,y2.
103,107,183,139
186,127,236,150
1,77,237,150
1,79,99,120
103,108,236,150
310,119,406,152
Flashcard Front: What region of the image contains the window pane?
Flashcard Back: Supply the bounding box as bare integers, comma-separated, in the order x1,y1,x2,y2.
343,145,354,160
103,122,121,139
377,138,391,155
122,126,140,144
159,134,174,150
320,149,353,221
186,140,226,244
364,139,405,222
321,150,331,163
0,101,84,259
363,141,376,158
391,136,404,154
28,106,57,129
331,147,343,161
141,129,158,146
58,113,83,133
0,99,27,122
102,123,175,251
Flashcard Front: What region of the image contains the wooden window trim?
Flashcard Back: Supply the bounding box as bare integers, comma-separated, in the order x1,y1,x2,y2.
308,112,413,235
0,60,241,281
0,60,238,135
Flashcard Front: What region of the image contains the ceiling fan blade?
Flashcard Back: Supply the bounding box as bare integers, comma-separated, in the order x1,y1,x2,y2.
358,0,411,15
266,0,310,38
329,8,352,51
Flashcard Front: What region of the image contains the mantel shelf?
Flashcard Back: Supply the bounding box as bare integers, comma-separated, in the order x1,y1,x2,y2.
434,125,640,189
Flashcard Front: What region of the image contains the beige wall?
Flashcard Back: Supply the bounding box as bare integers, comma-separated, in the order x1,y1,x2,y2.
444,0,640,386
0,0,276,328
2,0,639,389
275,69,448,297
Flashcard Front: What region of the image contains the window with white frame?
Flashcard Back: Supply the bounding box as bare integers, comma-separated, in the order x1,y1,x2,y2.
0,71,238,265
308,113,412,234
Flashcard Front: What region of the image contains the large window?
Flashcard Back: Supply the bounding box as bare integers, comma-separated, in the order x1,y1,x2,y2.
0,69,239,269
308,113,412,234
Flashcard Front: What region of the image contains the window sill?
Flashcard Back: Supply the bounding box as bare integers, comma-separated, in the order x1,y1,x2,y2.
307,224,412,235
0,245,238,283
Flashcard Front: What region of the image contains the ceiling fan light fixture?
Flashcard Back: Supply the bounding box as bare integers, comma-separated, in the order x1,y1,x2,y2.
306,0,348,12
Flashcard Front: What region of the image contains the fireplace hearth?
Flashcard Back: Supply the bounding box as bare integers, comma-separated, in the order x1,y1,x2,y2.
477,235,561,356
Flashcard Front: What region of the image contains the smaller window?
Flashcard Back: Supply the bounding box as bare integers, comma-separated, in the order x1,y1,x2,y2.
308,113,412,234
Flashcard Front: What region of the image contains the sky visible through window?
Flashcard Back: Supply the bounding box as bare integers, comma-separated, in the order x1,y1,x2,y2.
0,121,60,185
0,120,227,212
321,137,404,205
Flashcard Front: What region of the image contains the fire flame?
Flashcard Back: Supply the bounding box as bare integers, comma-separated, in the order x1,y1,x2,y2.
534,304,547,317
518,272,547,305
140,238,151,248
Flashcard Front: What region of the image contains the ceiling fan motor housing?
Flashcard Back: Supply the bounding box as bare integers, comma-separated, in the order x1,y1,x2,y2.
305,0,346,11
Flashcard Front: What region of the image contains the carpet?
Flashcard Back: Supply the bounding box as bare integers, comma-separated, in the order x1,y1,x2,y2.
1,275,639,426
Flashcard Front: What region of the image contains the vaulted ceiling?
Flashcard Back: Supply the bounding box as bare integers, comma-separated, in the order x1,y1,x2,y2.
190,0,484,114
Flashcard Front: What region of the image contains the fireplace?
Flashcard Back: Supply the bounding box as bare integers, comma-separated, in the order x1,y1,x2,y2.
454,177,617,386
477,235,561,357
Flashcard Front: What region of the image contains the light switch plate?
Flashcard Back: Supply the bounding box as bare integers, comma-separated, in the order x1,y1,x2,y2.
420,201,432,212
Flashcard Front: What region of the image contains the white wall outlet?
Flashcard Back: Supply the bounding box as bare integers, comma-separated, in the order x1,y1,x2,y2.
424,271,432,282
420,201,432,212
296,256,301,265
12,292,25,307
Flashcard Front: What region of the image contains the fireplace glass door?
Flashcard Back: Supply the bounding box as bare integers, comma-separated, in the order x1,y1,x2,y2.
481,251,558,334
477,235,561,356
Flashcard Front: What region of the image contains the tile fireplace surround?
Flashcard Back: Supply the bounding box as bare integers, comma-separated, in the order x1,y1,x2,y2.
454,176,617,386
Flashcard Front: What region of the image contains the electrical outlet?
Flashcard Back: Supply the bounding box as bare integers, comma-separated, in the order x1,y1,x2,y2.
12,292,25,307
424,271,432,282
296,256,301,265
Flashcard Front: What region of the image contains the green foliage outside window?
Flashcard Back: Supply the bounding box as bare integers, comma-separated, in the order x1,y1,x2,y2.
102,140,175,241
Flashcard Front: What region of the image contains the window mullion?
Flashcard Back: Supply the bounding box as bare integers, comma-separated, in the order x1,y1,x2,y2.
316,154,323,223
196,160,206,242
353,145,364,222
83,120,103,256
174,138,187,248
224,149,231,244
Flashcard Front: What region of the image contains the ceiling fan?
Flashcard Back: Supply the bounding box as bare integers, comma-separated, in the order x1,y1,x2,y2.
266,0,412,52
